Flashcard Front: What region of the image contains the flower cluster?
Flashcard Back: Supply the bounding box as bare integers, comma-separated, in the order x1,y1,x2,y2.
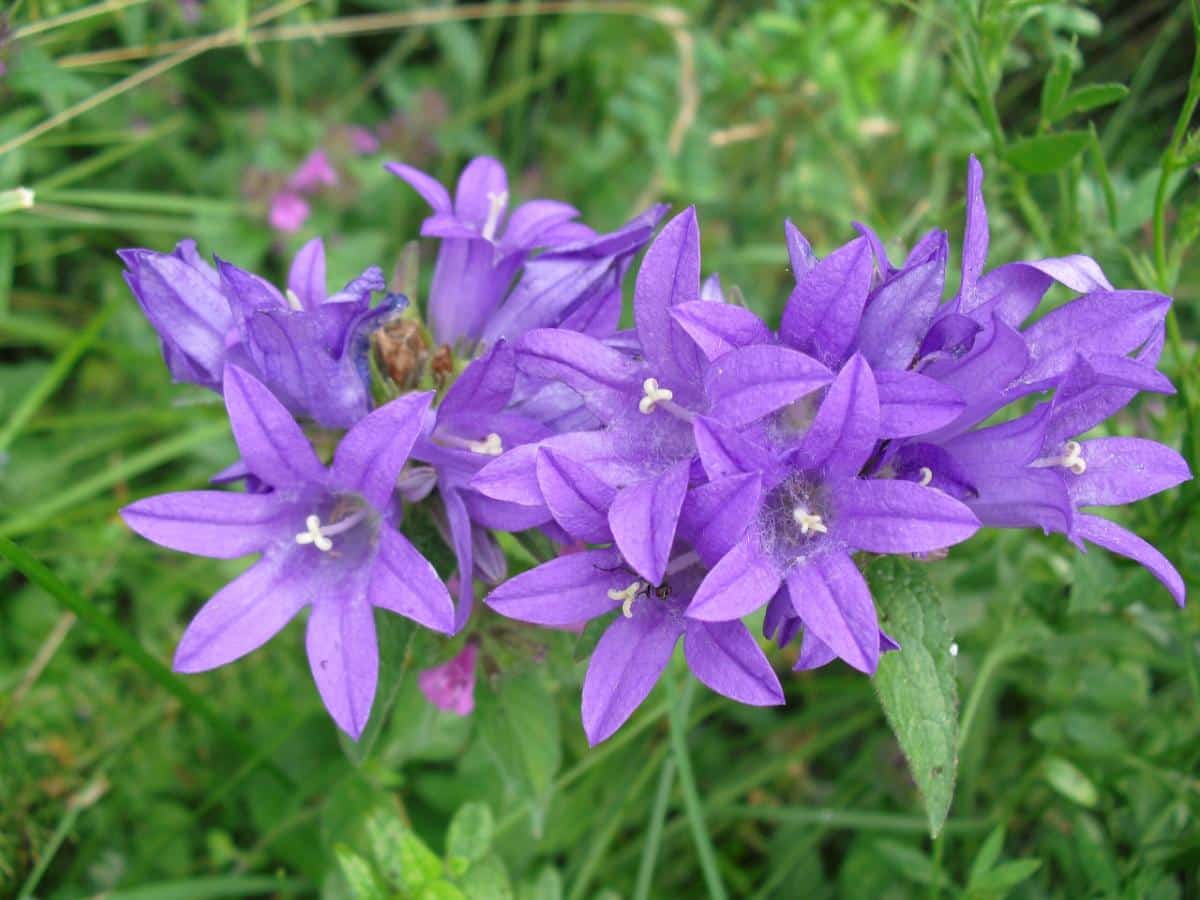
120,155,1189,743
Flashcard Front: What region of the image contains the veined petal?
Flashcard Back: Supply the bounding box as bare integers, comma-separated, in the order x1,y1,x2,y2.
582,609,683,745
1075,513,1185,606
439,341,516,418
443,486,475,631
122,489,296,559
684,619,784,706
678,473,763,566
485,548,628,626
537,447,617,543
921,317,1028,439
875,370,965,438
307,589,379,739
287,237,326,310
1069,438,1191,508
832,477,980,553
786,552,880,674
501,199,580,251
223,365,326,487
686,534,781,621
454,156,509,227
780,236,873,365
705,345,833,427
1047,353,1176,446
960,464,1072,534
470,443,544,506
669,301,772,360
516,328,641,420
386,161,452,215
793,630,837,671
969,254,1112,327
857,232,947,371
959,155,988,302
785,220,818,281
693,415,777,481
369,529,456,634
634,207,704,385
609,460,691,585
792,353,880,478
331,391,434,511
174,551,309,673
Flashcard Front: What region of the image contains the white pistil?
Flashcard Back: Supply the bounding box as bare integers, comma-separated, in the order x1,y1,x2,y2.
295,514,333,552
467,432,504,455
482,190,508,240
639,377,674,415
792,506,828,536
918,467,934,487
608,580,645,618
1032,440,1087,475
284,288,303,310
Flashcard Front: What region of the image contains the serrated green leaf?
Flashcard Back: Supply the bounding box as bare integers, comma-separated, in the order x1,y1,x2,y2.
334,845,388,900
1005,131,1090,174
476,671,561,811
400,831,447,891
446,802,494,865
458,854,514,900
1052,83,1128,120
1043,756,1098,807
967,826,1007,887
868,557,958,837
1040,52,1074,121
968,859,1043,895
363,805,410,888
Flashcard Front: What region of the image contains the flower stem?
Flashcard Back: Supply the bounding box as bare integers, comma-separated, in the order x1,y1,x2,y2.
666,674,729,900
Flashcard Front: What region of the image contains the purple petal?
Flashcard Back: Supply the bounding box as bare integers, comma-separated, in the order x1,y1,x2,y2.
875,370,965,438
369,529,456,634
780,236,873,365
959,155,988,302
1068,438,1191,508
962,465,1072,533
485,548,628,626
678,473,763,565
287,237,326,310
633,207,704,385
608,460,691,584
426,238,519,345
454,156,509,227
705,345,833,427
174,549,309,671
832,478,980,553
122,490,296,559
684,619,784,705
944,403,1051,469
792,353,880,478
537,447,617,543
968,255,1113,327
853,221,892,280
443,486,475,632
330,391,433,510
582,609,683,745
1074,513,1185,606
501,199,580,251
686,534,782,621
784,220,818,281
794,630,837,671
786,552,880,674
439,341,516,418
693,415,778,481
669,301,772,360
223,365,325,488
517,328,641,420
857,232,947,371
1047,353,1175,446
386,161,452,215
217,258,287,316
470,443,544,506
307,590,379,739
921,317,1028,439
700,273,725,302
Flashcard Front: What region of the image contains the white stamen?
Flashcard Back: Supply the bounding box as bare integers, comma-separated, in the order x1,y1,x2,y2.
295,514,333,552
639,377,674,415
1032,440,1087,475
608,580,645,618
467,432,504,455
284,288,303,310
918,467,934,487
482,190,508,240
792,506,828,535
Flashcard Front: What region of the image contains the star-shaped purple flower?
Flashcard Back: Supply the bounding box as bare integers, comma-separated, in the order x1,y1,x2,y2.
121,366,454,739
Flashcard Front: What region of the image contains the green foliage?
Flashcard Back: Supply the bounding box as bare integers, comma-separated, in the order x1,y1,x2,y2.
1,0,1198,897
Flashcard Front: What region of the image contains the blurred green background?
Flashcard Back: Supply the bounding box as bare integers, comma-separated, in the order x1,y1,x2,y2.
1,0,1199,897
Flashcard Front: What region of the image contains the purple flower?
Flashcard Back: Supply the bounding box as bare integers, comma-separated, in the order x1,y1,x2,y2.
487,545,782,745
289,149,339,193
121,366,454,738
388,156,591,346
120,237,397,428
268,192,310,233
419,644,478,715
348,127,380,156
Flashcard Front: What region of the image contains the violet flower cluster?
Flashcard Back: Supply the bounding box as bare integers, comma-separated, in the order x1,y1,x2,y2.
119,155,1190,744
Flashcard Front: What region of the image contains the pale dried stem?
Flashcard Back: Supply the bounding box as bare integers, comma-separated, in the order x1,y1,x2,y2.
13,0,153,40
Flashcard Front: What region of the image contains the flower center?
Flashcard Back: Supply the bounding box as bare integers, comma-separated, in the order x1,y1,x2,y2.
294,508,368,552
1031,440,1087,475
917,466,933,487
792,505,828,535
639,377,674,414
437,431,504,455
607,580,646,618
482,190,508,241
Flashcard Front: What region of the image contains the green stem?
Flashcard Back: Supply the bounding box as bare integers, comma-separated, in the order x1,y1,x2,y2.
633,758,677,900
666,675,729,900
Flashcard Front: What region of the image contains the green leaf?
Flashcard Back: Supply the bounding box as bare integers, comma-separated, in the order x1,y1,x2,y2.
519,867,564,900
399,831,447,891
101,877,308,900
419,882,468,900
475,670,562,813
871,839,941,887
1043,756,1099,807
457,854,514,900
363,805,411,889
967,826,1006,887
1040,52,1074,122
968,859,1043,895
334,845,388,900
446,802,495,866
1052,83,1129,120
868,557,958,837
1005,131,1090,175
